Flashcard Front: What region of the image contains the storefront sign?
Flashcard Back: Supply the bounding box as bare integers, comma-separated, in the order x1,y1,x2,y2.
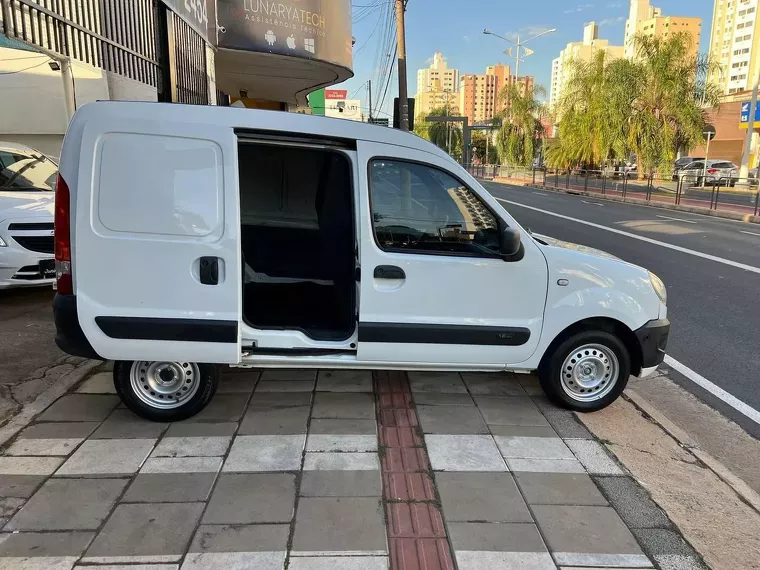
216,0,353,70
326,89,348,100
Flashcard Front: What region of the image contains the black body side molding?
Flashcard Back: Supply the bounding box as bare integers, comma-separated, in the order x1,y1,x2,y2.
96,317,237,343
358,322,530,346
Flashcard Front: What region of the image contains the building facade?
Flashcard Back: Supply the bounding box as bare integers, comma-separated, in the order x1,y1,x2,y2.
708,0,759,95
624,0,701,59
415,51,460,119
0,0,354,156
550,22,624,109
416,52,459,95
459,63,534,125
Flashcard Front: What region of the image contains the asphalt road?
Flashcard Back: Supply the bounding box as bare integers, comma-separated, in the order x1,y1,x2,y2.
483,180,760,435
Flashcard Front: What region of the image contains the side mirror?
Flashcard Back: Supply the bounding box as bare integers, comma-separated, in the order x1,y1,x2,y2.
500,227,522,258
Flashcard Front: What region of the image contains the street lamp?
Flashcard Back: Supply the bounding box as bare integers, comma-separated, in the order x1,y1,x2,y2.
483,28,557,79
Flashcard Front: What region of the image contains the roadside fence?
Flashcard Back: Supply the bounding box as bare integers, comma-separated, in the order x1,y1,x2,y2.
471,165,760,218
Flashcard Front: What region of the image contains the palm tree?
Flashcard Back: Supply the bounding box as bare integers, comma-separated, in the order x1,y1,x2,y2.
495,84,547,167
546,51,635,170
627,32,718,175
547,32,718,177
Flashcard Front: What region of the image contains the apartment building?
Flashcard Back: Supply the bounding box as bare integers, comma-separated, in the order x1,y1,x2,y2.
459,63,534,125
550,22,624,108
625,0,701,59
708,0,760,95
415,52,460,118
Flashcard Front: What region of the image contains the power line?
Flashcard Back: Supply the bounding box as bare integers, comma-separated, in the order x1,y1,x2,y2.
376,44,397,117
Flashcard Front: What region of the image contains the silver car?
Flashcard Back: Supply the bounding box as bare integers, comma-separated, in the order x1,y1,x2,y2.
679,159,738,187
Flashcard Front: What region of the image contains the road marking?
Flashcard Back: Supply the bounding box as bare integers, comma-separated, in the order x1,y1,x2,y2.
495,197,760,275
656,215,698,224
532,192,548,196
740,230,760,237
664,356,760,426
582,200,604,206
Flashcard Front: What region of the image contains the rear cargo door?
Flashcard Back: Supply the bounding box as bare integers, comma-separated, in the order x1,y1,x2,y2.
74,118,241,363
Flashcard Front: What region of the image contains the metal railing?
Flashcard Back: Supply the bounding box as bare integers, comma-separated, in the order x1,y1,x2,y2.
481,166,760,218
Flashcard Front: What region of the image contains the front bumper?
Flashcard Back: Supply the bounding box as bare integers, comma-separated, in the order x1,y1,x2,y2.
634,318,670,370
0,218,56,289
53,294,103,360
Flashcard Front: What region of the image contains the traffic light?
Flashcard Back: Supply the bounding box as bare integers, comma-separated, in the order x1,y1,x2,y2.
393,98,415,131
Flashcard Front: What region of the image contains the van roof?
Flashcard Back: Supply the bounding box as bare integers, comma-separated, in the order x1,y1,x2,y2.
70,101,453,161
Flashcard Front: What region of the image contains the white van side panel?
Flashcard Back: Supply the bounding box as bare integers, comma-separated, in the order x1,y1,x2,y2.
74,116,242,363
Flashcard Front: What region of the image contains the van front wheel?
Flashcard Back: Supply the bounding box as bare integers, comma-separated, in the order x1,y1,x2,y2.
539,331,630,412
114,361,218,422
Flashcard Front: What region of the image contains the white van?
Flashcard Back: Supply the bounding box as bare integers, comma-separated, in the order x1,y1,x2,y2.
53,102,669,421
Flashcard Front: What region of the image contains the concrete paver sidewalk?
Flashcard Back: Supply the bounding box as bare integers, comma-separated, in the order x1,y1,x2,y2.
0,367,705,569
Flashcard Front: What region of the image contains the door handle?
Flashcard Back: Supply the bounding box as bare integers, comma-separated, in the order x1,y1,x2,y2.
374,265,405,280
199,257,219,285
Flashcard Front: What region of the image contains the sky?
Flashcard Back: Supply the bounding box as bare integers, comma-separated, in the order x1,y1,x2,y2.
335,0,716,119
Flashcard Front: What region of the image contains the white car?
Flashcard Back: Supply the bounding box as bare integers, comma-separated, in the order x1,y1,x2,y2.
0,142,57,289
53,102,670,421
679,159,738,187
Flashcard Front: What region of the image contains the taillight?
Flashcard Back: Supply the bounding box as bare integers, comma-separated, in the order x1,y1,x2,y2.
707,168,718,174
54,173,73,295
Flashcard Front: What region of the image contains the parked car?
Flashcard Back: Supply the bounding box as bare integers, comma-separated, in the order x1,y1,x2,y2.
53,101,670,421
0,142,58,289
679,159,738,187
672,156,704,180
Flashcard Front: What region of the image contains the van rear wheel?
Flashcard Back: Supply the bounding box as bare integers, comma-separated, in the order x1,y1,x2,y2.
539,331,630,412
114,361,218,422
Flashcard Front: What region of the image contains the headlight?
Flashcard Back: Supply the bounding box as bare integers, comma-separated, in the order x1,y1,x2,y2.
649,272,667,305
0,237,6,247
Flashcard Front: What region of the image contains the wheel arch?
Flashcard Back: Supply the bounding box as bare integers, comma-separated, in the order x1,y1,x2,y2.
539,317,642,377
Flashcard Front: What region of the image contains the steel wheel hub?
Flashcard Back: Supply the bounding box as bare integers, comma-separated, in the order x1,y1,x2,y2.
130,361,200,409
560,344,619,402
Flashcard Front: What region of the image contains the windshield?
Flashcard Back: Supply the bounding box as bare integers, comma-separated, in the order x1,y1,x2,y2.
0,149,58,192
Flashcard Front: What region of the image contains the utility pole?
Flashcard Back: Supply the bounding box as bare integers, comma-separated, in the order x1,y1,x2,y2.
740,74,759,180
395,0,409,131
368,79,373,122
446,91,451,154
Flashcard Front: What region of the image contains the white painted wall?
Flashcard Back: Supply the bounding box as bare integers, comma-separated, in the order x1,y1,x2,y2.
0,47,110,158
105,71,158,102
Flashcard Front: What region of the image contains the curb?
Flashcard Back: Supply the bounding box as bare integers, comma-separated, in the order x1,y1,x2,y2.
0,359,101,447
490,177,760,225
624,388,760,515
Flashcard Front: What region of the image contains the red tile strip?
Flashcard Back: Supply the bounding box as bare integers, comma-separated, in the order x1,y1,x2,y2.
374,371,455,570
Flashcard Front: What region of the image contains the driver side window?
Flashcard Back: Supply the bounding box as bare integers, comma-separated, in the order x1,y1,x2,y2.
368,159,500,257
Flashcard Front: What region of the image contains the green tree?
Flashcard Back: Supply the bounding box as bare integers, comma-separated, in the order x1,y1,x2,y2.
546,32,719,176
471,130,499,164
627,33,719,175
546,51,634,169
495,84,547,167
413,106,462,160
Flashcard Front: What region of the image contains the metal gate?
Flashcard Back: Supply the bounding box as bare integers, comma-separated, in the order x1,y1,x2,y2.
165,7,208,105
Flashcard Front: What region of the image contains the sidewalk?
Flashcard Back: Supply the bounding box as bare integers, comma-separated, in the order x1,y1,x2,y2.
0,366,705,570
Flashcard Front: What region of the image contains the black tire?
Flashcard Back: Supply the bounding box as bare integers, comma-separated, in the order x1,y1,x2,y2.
538,330,631,412
113,361,219,422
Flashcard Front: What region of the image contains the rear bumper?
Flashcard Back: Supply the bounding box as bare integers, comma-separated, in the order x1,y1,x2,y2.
53,294,103,360
634,318,670,369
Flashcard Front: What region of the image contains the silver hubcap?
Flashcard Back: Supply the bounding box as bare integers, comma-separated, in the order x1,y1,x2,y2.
560,344,619,402
129,361,200,409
